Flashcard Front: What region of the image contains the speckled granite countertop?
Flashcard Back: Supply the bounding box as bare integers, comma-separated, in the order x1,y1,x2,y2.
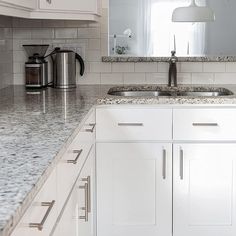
2,84,236,236
0,85,107,236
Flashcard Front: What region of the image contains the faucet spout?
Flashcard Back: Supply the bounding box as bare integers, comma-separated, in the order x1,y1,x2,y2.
168,51,178,87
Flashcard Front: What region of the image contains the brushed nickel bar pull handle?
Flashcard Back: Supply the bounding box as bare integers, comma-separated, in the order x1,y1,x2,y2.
118,123,144,127
82,176,91,213
162,149,167,180
192,123,218,127
29,200,55,231
180,148,184,180
85,123,96,133
79,183,89,222
67,149,83,164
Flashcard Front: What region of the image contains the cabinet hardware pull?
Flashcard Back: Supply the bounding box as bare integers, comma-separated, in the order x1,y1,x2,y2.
180,148,184,180
82,176,91,212
85,123,96,133
79,183,89,222
118,123,143,127
162,149,167,180
192,123,218,127
67,149,83,164
46,0,52,4
29,200,55,231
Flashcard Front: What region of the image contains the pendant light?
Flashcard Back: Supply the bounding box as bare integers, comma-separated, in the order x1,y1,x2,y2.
172,0,215,22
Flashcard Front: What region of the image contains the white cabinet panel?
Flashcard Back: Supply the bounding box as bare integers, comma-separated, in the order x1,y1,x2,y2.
39,0,97,12
173,144,236,236
96,108,172,141
97,143,172,236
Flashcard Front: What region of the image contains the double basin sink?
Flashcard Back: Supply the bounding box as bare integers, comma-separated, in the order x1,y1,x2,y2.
108,86,234,97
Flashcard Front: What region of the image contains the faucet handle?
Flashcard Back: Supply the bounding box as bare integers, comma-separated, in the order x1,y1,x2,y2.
171,50,176,56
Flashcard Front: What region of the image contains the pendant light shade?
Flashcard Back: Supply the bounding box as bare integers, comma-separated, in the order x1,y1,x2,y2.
172,0,215,22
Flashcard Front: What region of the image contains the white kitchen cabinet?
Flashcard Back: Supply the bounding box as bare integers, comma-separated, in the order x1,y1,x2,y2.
97,143,172,236
52,145,96,236
77,145,96,236
32,0,101,20
39,0,97,13
0,0,100,20
96,108,172,141
0,0,36,9
173,109,236,141
11,169,58,236
173,143,236,236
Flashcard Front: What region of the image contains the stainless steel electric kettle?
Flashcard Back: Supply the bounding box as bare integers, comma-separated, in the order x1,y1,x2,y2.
50,47,85,89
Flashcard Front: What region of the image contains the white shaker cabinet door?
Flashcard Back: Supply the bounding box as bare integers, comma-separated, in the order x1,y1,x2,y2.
39,0,97,12
173,144,236,236
97,143,172,236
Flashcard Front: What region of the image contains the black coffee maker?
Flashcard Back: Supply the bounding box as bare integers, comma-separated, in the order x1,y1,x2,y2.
23,45,49,88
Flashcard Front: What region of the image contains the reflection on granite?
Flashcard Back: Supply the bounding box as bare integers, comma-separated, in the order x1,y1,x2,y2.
0,85,107,236
102,56,236,62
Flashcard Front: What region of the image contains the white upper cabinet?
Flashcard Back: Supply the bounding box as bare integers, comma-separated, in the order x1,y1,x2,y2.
0,0,100,20
173,143,236,236
39,0,97,13
33,0,101,20
0,0,36,9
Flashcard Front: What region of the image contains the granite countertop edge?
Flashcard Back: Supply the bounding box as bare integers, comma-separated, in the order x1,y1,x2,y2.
102,56,236,62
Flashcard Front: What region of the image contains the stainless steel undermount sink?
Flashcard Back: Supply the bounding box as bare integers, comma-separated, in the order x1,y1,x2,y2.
108,87,234,97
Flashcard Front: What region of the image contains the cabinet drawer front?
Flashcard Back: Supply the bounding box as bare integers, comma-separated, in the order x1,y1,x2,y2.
11,169,58,236
96,108,172,141
57,138,93,209
173,109,236,141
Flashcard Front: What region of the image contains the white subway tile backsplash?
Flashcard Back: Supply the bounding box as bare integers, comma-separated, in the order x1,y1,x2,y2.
157,62,169,73
90,62,111,73
214,73,236,84
31,28,54,39
101,73,123,84
203,62,225,73
13,28,31,39
192,73,214,85
134,62,158,73
226,62,236,72
55,28,77,39
112,63,135,73
180,62,203,73
86,50,101,62
77,73,101,84
77,28,100,39
177,73,192,84
123,73,145,84
146,73,168,84
88,39,101,50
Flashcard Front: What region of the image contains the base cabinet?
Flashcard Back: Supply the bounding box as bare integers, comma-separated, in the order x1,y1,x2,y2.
173,144,236,236
52,145,96,236
96,143,172,236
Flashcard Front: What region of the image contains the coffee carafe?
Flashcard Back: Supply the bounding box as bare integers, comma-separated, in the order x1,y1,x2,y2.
23,45,49,88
